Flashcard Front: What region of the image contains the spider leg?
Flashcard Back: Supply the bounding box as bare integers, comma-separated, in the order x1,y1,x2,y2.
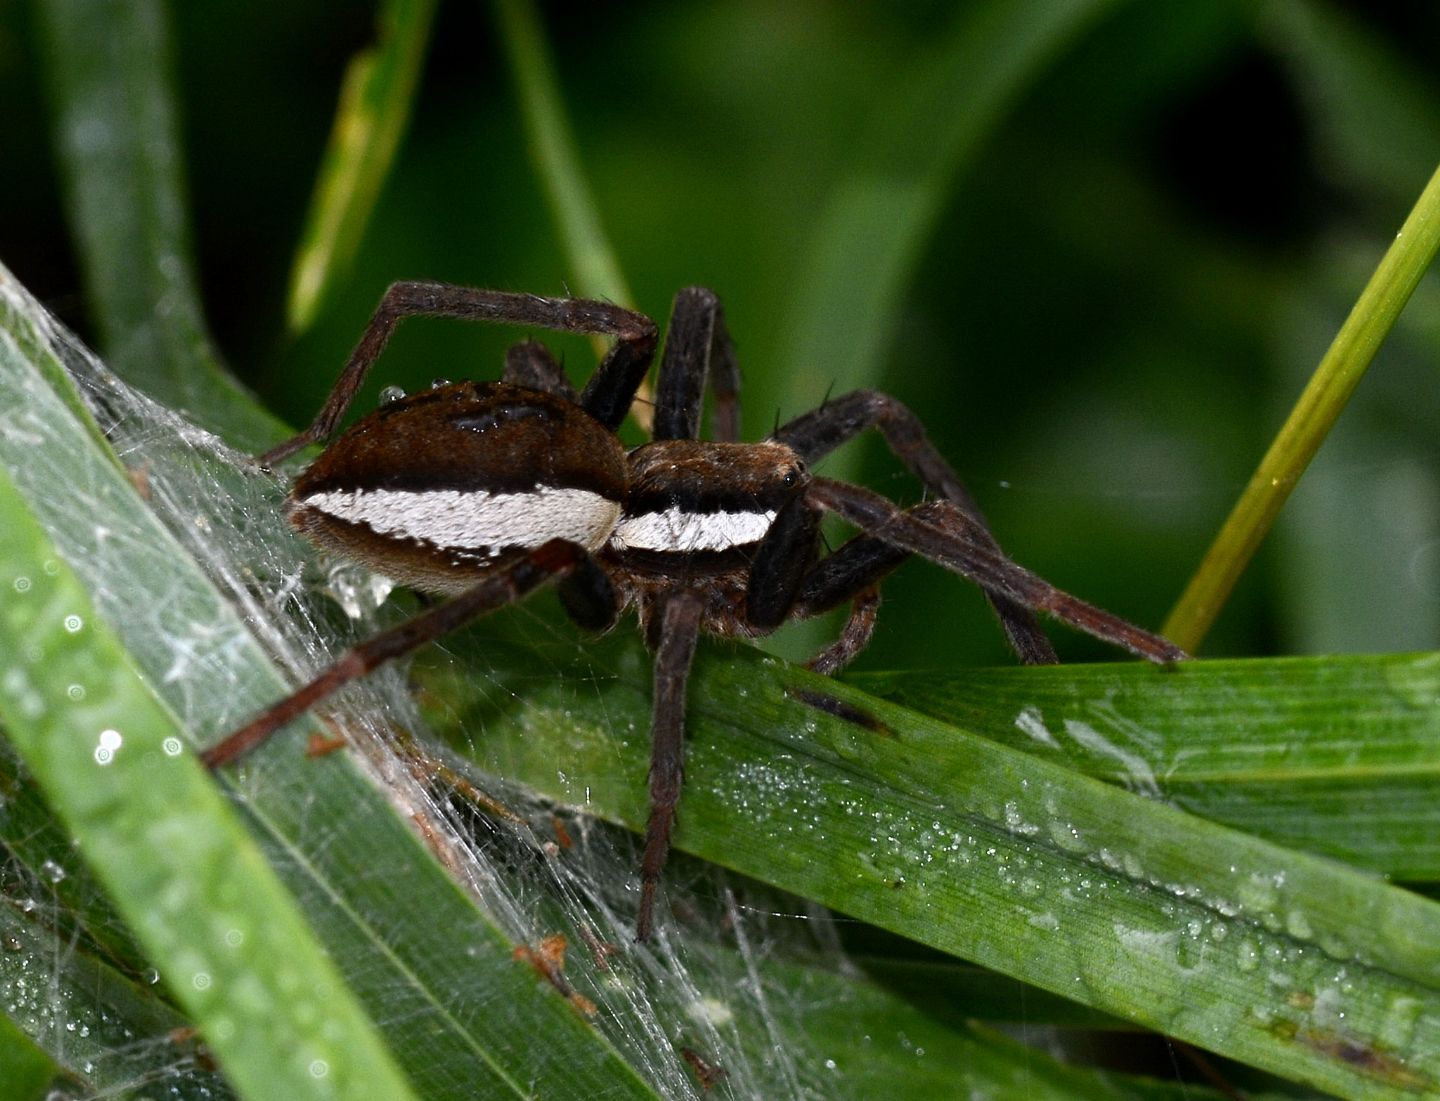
805,585,880,676
652,287,741,442
260,282,657,465
771,390,1057,665
636,591,704,942
785,503,962,673
741,492,888,671
201,540,588,768
556,552,622,633
805,478,1187,664
502,339,578,402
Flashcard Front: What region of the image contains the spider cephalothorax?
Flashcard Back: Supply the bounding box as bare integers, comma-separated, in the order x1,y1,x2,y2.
204,282,1186,940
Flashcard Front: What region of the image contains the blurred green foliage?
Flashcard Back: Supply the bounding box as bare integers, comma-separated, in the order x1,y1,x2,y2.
3,0,1437,670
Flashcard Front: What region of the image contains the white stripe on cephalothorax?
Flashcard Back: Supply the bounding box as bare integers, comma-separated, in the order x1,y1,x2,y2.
610,506,775,553
299,485,621,556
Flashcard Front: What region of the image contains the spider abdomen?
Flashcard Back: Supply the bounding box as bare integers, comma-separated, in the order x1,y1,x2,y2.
288,381,626,592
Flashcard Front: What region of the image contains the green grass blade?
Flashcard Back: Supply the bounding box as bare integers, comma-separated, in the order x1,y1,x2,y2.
286,0,438,334
855,654,1440,879
1262,0,1440,209
419,623,1440,1100
0,870,234,1099
760,0,1120,661
1164,161,1440,652
0,399,418,1101
771,0,1119,417
0,270,662,1099
492,0,634,311
34,0,287,452
0,1006,77,1101
738,956,1299,1101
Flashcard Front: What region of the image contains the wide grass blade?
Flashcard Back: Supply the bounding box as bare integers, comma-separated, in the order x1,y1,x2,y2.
856,654,1440,880
0,391,418,1101
419,620,1440,1100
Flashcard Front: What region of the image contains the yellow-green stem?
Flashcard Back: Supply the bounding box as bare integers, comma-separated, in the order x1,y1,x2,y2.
1164,161,1440,652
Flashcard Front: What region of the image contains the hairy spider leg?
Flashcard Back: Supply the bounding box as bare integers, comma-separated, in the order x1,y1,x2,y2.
501,339,578,402
804,479,1187,664
789,505,942,674
199,540,591,768
771,390,1059,666
804,586,881,675
652,287,741,443
625,289,744,940
744,490,890,675
260,282,658,466
636,591,704,942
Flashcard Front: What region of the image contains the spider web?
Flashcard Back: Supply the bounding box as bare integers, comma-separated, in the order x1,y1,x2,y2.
0,271,864,1100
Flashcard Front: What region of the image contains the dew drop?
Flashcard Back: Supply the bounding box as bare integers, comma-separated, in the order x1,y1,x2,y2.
1284,909,1314,940
13,576,31,593
66,684,85,702
430,377,452,389
40,859,66,884
94,728,122,766
309,1059,329,1078
379,384,407,405
63,614,83,633
326,562,395,619
162,736,183,757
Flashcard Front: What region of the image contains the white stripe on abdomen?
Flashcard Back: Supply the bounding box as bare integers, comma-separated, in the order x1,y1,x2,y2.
300,486,621,556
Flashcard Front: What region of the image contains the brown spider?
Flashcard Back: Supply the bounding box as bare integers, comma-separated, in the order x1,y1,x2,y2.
202,282,1185,940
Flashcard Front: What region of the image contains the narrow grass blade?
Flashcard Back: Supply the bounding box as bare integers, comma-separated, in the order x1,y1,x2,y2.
1262,0,1440,208
34,0,287,452
1164,161,1440,652
855,654,1440,880
287,0,438,334
420,622,1440,1100
0,423,418,1101
492,0,634,310
490,0,650,424
772,0,1119,417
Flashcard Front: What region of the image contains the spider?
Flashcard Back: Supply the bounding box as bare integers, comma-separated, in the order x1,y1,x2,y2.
202,282,1186,940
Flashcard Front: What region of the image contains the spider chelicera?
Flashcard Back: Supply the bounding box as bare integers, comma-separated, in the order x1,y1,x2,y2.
202,282,1186,940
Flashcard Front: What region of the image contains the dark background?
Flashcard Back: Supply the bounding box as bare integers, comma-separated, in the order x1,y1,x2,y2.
3,0,1438,670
